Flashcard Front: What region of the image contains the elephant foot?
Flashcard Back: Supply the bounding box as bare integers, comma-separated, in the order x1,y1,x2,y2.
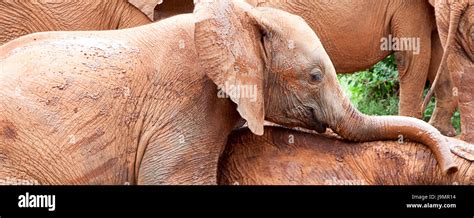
429,120,457,137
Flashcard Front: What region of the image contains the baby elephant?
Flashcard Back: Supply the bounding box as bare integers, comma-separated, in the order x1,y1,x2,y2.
0,0,459,185
219,127,474,185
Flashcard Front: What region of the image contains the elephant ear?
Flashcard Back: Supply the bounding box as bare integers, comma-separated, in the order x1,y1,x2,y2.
194,0,266,135
128,0,163,21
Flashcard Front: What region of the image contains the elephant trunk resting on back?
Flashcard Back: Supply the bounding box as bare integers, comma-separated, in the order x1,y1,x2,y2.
0,0,462,184
219,127,474,185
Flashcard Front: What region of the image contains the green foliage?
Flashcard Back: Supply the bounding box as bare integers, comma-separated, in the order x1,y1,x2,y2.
337,55,460,134
338,55,399,116
452,110,461,135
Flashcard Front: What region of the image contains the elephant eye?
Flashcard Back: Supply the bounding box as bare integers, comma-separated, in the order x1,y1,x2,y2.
309,68,323,83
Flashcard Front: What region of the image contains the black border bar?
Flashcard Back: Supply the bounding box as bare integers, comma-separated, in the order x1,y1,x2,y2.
0,185,472,217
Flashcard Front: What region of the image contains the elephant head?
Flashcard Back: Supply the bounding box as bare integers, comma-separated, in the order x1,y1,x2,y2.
192,0,459,174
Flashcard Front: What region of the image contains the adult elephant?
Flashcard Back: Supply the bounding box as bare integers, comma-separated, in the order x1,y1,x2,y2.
423,0,474,143
0,0,156,45
219,127,474,185
0,0,456,185
133,0,456,136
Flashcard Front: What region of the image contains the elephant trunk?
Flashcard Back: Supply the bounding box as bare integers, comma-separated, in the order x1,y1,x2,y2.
326,89,458,175
421,2,465,112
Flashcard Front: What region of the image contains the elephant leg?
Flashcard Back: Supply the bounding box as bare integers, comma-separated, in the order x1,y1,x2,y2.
136,134,223,185
427,31,457,136
396,49,430,119
392,9,433,119
459,66,474,143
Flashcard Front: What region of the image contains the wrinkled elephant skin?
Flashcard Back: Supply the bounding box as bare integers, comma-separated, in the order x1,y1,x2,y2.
219,127,473,185
460,67,474,143
0,0,459,184
0,0,152,45
425,0,474,137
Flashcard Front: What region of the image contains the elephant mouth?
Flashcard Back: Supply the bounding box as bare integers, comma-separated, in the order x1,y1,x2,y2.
313,121,328,133
310,108,328,133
